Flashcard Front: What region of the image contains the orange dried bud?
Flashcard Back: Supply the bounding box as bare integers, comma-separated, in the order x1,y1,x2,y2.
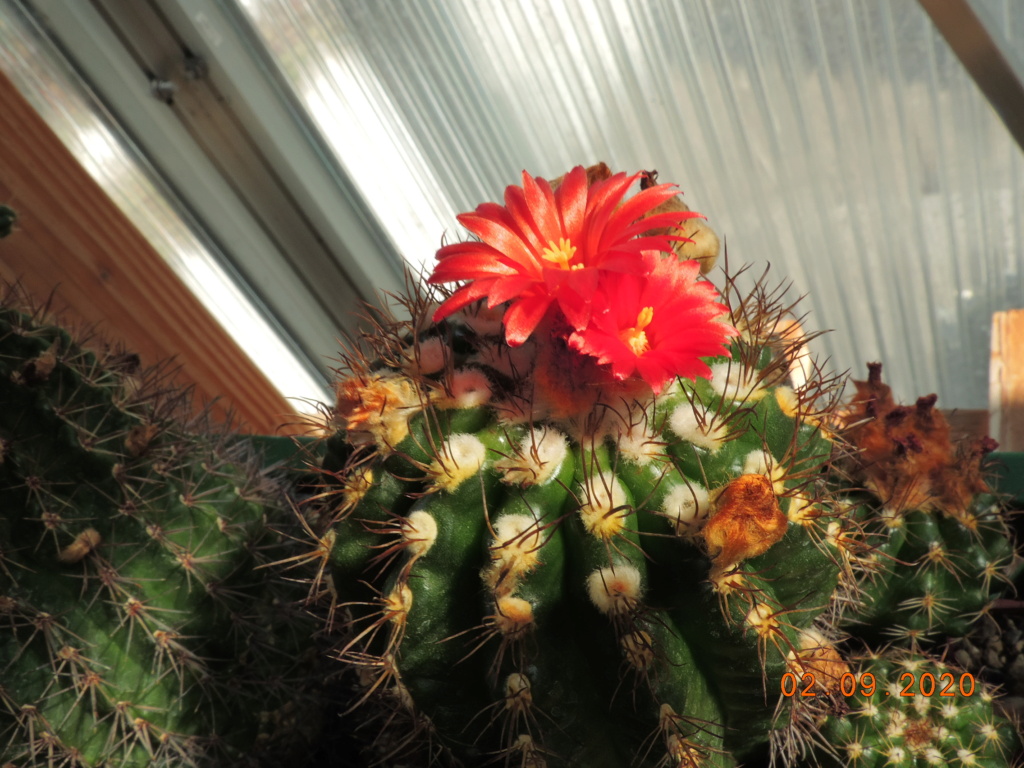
789,631,851,694
839,363,996,516
334,374,420,446
702,474,786,569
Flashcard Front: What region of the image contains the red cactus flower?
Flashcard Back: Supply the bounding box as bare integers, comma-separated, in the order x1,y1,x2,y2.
567,257,737,394
429,166,701,345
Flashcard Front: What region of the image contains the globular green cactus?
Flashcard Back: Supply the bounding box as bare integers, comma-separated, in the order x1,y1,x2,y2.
300,165,853,767
783,649,1021,768
835,364,1015,648
0,285,324,767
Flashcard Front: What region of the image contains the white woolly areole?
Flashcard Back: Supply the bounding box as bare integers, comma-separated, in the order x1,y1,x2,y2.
956,748,979,765
431,433,488,492
880,507,904,529
787,496,819,525
940,701,960,719
844,742,866,760
403,336,448,375
586,564,642,615
579,470,629,540
504,672,532,712
826,521,845,550
859,701,880,719
745,602,779,637
709,361,766,402
662,483,710,538
485,514,543,592
505,671,531,698
438,368,492,409
402,511,438,558
494,595,534,637
618,433,663,465
775,386,799,417
912,692,931,716
743,450,771,476
796,626,829,652
607,408,664,464
495,427,568,487
384,584,413,622
621,630,654,670
668,402,726,452
742,450,787,494
493,514,540,547
978,723,1000,743
710,566,746,596
885,747,907,764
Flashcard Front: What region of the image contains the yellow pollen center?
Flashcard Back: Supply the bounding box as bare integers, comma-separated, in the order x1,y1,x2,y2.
620,306,654,355
541,238,578,269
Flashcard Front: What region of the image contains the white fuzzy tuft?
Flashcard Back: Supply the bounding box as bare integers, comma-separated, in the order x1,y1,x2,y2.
430,433,488,492
495,427,568,487
662,483,710,538
742,450,787,494
745,602,779,637
403,510,438,558
709,361,766,402
485,514,543,594
586,564,642,615
668,402,726,451
579,471,629,540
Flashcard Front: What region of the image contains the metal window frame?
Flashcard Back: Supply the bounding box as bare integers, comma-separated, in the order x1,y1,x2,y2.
19,0,409,381
919,0,1024,154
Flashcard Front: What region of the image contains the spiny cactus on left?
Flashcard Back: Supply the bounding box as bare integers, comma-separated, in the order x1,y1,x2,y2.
0,282,325,767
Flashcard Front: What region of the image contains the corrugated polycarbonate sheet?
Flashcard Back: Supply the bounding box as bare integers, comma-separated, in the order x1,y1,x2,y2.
236,0,1024,409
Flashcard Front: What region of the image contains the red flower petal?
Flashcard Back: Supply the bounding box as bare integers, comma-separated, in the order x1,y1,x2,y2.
554,165,587,237
432,280,495,323
569,257,737,393
503,293,553,346
428,166,714,347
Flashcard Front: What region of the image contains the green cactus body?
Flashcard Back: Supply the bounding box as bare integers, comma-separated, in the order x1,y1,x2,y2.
836,365,1015,648
845,493,1014,645
0,290,321,766
311,264,846,768
807,652,1020,768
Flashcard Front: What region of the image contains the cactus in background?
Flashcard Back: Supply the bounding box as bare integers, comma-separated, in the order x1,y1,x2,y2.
835,363,1015,648
299,164,853,767
780,648,1020,768
0,284,324,767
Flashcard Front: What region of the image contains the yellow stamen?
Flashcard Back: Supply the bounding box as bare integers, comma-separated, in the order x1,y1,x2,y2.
540,238,577,269
619,306,654,356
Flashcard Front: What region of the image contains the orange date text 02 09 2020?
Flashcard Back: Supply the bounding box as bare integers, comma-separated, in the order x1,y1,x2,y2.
780,671,978,699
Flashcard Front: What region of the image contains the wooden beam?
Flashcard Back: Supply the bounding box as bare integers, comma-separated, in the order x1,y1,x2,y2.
991,309,1024,452
0,68,305,435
